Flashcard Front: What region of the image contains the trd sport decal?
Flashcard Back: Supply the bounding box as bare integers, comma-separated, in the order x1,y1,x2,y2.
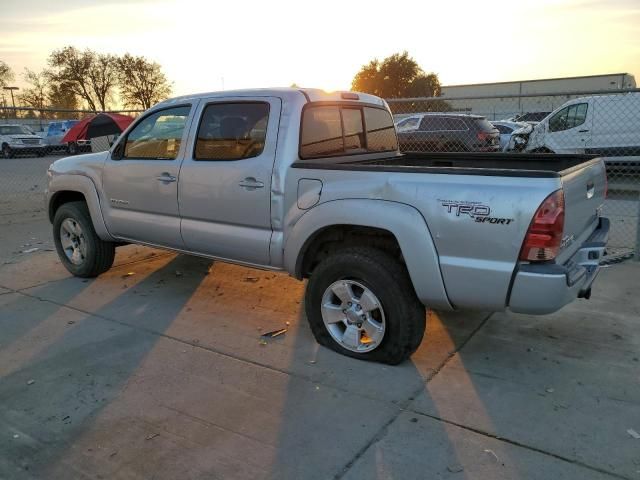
440,200,514,225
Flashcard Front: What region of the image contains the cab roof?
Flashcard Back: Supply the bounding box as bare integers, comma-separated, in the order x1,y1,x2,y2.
155,87,386,109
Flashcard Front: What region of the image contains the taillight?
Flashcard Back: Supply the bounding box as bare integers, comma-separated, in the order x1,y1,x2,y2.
519,190,565,262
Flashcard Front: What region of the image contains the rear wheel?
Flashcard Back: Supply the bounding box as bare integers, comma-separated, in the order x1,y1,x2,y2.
305,247,426,364
53,201,115,277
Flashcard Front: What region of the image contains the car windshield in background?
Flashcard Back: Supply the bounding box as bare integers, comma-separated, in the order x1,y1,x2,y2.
0,125,33,135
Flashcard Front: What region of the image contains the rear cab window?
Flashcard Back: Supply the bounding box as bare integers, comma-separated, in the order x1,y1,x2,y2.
299,103,398,159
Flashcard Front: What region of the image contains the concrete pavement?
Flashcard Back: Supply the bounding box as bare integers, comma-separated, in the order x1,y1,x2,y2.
0,243,639,479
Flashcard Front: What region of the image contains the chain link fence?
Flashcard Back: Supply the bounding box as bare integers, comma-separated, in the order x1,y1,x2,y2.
0,107,141,215
387,89,640,261
1,90,639,261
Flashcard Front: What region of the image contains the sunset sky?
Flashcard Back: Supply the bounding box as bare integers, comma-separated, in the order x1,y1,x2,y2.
1,0,639,96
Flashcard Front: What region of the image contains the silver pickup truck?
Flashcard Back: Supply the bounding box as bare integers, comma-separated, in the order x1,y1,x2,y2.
46,88,609,364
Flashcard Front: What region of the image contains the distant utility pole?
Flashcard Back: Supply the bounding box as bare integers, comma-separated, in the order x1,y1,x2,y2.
3,86,19,108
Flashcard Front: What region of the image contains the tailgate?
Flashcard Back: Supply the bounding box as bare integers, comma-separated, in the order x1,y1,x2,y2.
557,158,607,262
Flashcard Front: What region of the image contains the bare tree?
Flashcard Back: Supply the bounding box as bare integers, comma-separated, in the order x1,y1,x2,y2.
48,46,118,111
116,54,172,109
0,60,14,88
87,53,118,110
18,69,50,111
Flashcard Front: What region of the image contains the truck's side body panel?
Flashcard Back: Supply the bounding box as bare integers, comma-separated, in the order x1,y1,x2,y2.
282,199,453,310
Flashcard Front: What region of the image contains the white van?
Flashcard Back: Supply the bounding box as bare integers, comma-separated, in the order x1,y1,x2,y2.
525,93,640,156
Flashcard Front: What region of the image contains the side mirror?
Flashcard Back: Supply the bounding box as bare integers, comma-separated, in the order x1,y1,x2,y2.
111,142,124,160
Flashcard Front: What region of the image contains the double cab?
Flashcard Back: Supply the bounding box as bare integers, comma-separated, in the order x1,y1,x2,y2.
46,88,609,364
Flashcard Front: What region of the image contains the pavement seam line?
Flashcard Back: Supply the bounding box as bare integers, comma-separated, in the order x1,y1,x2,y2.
9,289,396,407
405,410,633,480
0,252,174,293
333,312,494,480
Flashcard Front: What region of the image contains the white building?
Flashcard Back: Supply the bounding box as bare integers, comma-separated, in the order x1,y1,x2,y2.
439,73,637,120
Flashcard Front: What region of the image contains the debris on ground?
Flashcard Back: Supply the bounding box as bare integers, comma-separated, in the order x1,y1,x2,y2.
259,339,267,346
13,434,19,439
121,272,135,278
409,417,418,423
484,449,499,462
26,379,35,386
145,433,160,441
67,320,75,325
261,327,287,339
308,360,316,364
244,276,259,283
627,428,640,439
447,464,464,473
545,387,555,393
175,270,183,277
21,248,39,254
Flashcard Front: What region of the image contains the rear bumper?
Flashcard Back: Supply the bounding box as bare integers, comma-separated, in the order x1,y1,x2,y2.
508,217,610,315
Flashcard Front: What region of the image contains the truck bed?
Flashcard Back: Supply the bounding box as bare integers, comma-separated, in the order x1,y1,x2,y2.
293,152,601,178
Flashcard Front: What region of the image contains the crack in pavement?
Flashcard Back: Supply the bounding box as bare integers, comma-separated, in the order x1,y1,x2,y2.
4,285,631,480
403,410,633,480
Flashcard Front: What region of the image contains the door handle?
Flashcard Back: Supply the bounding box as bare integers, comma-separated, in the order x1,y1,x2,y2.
238,177,265,190
578,129,590,133
156,172,177,183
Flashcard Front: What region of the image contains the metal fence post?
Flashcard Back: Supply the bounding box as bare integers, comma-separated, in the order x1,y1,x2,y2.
635,190,640,261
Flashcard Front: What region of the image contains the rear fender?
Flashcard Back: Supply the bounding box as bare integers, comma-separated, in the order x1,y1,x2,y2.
284,199,452,310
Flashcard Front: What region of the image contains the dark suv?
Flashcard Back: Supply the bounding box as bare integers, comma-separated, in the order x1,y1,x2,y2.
395,113,500,153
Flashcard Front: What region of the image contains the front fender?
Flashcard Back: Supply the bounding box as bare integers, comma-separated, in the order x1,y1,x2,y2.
47,174,114,241
284,199,452,310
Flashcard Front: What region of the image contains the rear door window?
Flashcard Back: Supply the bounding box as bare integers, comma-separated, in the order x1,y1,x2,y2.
419,116,440,132
194,102,270,160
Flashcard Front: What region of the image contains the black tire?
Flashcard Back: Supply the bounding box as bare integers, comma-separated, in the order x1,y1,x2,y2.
2,144,13,159
52,201,115,278
305,247,426,365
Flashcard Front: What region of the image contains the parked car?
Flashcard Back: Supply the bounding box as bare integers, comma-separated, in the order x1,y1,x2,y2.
504,112,551,124
395,113,500,152
491,120,531,151
44,120,91,154
0,124,46,158
525,93,640,155
46,88,609,364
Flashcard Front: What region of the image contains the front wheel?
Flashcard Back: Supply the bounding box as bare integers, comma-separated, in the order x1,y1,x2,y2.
53,201,115,277
305,247,426,364
2,144,13,159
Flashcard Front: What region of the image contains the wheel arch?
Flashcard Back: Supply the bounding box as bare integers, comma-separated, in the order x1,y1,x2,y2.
47,175,114,241
284,199,453,310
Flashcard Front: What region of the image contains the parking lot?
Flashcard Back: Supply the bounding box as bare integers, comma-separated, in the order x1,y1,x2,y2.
0,156,638,479
1,237,639,479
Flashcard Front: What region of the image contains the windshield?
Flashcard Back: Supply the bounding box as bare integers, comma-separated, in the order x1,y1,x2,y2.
0,125,34,135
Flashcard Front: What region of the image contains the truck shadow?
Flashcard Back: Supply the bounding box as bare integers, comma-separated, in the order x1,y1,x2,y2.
0,254,212,479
